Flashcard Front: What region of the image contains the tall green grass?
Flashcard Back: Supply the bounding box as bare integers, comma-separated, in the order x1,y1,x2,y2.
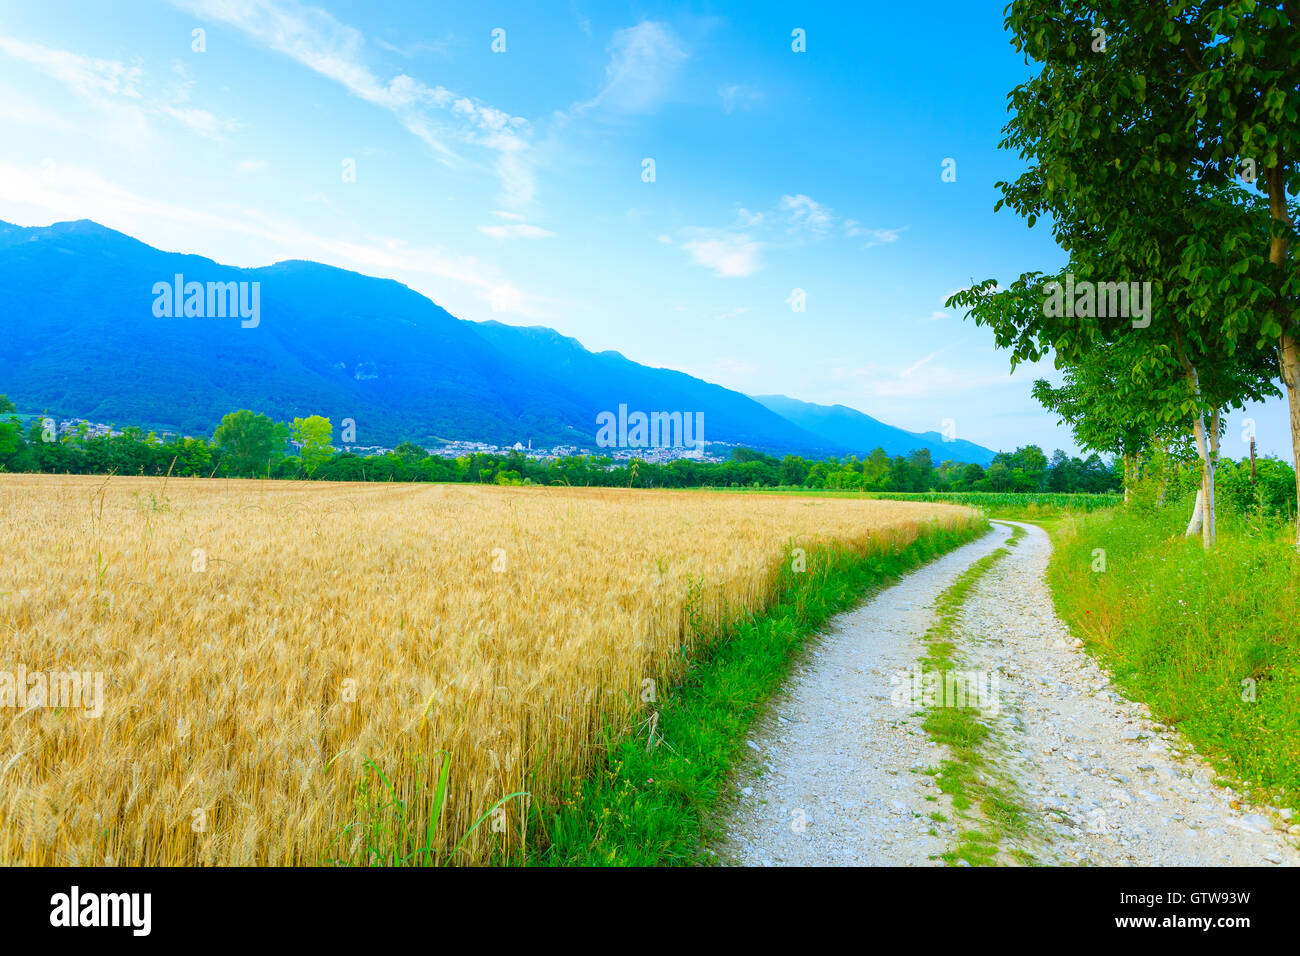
865,491,1122,511
1047,505,1300,809
521,517,990,865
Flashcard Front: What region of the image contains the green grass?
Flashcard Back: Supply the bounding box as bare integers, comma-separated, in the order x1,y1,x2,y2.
690,487,1121,513
1046,504,1300,812
916,522,1034,866
519,516,991,865
864,491,1122,512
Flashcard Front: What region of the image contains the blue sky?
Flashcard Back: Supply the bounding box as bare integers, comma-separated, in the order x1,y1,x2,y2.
0,0,1292,458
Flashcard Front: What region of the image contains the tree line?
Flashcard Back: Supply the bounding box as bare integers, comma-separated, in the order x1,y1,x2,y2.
948,2,1299,547
0,400,1129,493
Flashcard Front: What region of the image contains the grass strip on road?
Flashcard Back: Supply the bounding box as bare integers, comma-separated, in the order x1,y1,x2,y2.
919,522,1034,866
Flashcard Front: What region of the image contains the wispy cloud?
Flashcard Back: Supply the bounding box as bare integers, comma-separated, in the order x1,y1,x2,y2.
681,232,761,278
718,83,761,113
780,194,834,234
170,0,535,205
0,34,235,140
478,223,556,240
844,220,903,247
374,35,452,58
0,160,552,317
678,194,895,278
822,352,1032,400
574,21,686,114
900,343,955,378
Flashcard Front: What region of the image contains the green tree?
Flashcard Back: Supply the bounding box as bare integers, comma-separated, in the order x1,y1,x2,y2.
213,410,286,477
290,415,334,476
975,0,1298,543
0,395,21,468
394,441,427,463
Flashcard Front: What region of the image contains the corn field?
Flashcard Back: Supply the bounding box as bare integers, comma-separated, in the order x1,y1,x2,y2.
0,474,974,865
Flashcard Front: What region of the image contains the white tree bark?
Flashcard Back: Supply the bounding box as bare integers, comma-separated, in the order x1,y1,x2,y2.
1185,487,1205,538
1208,408,1220,546
1179,353,1216,549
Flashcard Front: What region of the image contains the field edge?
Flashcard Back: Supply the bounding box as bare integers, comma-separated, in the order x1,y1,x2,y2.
519,514,992,867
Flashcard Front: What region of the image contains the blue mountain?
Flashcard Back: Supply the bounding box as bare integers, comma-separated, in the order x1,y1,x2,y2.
0,219,996,463
750,394,996,466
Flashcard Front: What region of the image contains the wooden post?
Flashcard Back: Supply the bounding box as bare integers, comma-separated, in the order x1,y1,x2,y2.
1250,436,1257,483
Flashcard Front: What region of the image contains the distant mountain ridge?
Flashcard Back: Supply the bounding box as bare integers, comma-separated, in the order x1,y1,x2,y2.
0,218,997,463
750,395,996,466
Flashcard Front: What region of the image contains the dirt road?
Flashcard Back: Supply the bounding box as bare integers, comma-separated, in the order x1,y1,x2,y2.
716,521,1300,866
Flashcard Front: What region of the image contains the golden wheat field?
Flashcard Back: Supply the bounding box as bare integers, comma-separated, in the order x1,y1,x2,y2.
0,474,973,865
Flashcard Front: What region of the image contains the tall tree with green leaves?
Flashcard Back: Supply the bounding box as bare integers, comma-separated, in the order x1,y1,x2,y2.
0,395,22,468
290,415,334,476
1031,339,1189,501
990,0,1300,542
213,410,286,477
951,3,1290,544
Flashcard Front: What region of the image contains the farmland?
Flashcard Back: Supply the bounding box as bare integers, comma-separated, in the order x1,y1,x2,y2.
0,474,976,866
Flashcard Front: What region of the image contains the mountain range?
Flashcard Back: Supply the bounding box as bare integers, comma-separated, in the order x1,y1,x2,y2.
0,219,996,465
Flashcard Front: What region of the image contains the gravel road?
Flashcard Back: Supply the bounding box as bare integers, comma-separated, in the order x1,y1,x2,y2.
715,521,1300,866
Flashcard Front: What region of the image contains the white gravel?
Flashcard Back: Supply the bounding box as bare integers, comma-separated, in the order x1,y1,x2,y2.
714,523,1013,866
715,520,1300,867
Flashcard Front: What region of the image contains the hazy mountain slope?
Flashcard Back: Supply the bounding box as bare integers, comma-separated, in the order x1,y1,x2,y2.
0,219,992,462
751,394,996,465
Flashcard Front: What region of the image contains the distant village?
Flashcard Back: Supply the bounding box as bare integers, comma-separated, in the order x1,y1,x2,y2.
47,418,732,464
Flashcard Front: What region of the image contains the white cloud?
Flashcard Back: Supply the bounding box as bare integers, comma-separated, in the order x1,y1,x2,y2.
170,0,535,205
677,196,899,278
718,83,761,113
0,160,552,318
374,35,452,58
681,233,760,278
821,355,1031,400
478,223,556,240
576,21,686,114
900,346,949,377
0,33,235,141
780,193,834,234
712,307,749,321
0,35,141,99
0,85,78,133
844,220,903,246
235,159,268,174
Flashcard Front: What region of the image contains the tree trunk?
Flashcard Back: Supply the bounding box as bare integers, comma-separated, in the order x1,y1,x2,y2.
1123,452,1132,504
1156,439,1170,507
1267,162,1299,549
1190,408,1216,546
1283,333,1300,548
1176,338,1216,548
1208,408,1220,547
1187,410,1216,547
1185,487,1205,538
